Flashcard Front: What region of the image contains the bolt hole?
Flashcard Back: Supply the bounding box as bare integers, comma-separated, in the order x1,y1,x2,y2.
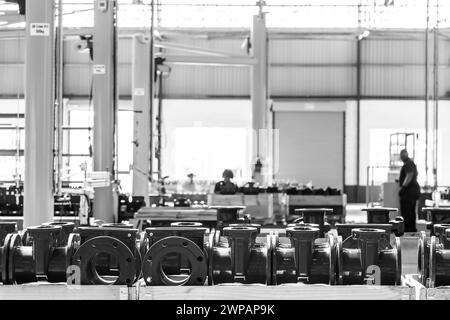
197,256,203,262
112,242,118,248
197,277,203,283
147,256,152,261
126,257,132,263
162,243,167,247
125,278,131,284
182,242,188,247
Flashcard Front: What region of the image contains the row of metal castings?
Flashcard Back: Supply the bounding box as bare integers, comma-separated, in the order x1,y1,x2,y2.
0,221,142,285
138,208,402,287
418,223,450,288
139,219,332,286
292,208,402,285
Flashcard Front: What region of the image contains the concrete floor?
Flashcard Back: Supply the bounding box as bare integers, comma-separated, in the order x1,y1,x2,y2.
346,203,418,275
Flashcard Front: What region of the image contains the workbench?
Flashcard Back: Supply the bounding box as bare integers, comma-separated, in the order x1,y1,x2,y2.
207,194,282,224
133,207,218,230
284,194,347,224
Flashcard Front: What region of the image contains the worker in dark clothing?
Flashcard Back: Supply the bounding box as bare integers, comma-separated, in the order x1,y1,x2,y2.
398,149,421,232
214,169,239,195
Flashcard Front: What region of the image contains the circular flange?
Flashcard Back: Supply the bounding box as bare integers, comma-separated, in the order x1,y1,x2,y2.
429,236,437,288
72,236,136,285
336,235,343,285
66,233,81,271
139,231,148,259
143,236,207,286
1,233,16,284
7,233,22,284
328,233,336,285
395,236,402,285
418,231,427,285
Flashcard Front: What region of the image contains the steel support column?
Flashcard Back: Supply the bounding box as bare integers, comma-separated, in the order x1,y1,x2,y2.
24,0,55,228
250,9,269,184
132,34,151,199
92,0,117,223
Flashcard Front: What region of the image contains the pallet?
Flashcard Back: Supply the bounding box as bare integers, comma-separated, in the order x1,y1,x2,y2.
139,284,412,300
136,208,217,221
426,286,450,300
0,283,130,300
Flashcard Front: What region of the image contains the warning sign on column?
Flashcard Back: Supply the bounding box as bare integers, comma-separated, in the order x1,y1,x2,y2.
93,65,106,75
30,23,50,36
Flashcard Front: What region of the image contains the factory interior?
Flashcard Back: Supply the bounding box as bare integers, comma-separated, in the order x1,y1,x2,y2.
0,0,449,302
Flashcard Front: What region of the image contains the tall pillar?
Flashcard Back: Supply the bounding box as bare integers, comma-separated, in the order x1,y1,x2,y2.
93,0,117,223
132,34,151,199
24,0,55,227
250,11,269,184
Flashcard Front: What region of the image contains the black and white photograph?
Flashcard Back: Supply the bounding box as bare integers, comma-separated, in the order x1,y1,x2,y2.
0,0,449,311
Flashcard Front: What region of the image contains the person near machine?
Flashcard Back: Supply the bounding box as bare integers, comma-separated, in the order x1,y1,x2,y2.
181,173,198,193
214,169,239,194
398,149,421,233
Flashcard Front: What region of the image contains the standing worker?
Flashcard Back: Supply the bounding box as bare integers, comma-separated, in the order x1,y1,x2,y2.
214,169,239,194
398,149,421,232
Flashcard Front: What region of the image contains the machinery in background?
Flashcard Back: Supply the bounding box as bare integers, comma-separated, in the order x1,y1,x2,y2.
0,186,23,216
118,195,146,222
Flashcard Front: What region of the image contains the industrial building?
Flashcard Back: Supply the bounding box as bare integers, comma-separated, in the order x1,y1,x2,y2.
0,0,449,301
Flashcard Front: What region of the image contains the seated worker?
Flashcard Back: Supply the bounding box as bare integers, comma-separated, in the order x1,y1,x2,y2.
181,173,198,193
214,169,239,195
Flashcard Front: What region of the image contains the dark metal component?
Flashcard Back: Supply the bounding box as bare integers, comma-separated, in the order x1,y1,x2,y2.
337,228,401,285
71,236,136,285
118,195,146,221
434,224,450,249
76,227,140,283
3,225,76,284
210,206,247,230
209,226,270,285
225,223,262,235
355,207,404,236
141,227,208,286
336,223,393,240
174,198,191,207
294,208,332,237
0,222,17,246
272,226,335,285
142,236,207,286
170,222,203,228
42,222,75,246
240,182,260,195
101,223,134,229
419,224,450,287
428,231,450,288
418,231,429,285
422,208,450,235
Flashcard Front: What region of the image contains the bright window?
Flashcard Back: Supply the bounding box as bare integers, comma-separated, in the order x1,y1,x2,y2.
173,127,250,181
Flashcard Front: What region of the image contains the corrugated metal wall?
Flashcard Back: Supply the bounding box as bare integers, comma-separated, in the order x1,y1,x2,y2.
0,28,449,98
